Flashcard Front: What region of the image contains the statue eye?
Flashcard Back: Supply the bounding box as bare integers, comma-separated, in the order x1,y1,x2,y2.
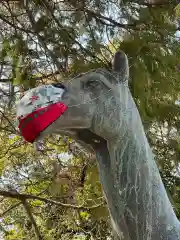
84,80,97,89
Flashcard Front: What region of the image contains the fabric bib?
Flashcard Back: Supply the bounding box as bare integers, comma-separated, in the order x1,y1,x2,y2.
16,85,68,143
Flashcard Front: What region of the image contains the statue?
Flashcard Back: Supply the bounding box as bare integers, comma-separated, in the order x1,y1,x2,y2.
17,51,180,239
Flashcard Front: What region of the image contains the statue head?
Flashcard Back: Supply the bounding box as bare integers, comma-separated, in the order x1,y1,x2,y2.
39,51,131,141
18,51,134,143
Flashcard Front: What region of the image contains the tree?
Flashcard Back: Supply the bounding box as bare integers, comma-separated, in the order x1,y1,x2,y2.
0,0,179,239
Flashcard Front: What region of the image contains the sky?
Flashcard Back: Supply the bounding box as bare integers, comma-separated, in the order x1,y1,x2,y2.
0,3,180,238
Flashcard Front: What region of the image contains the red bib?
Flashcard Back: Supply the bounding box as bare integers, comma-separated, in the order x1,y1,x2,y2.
18,103,67,143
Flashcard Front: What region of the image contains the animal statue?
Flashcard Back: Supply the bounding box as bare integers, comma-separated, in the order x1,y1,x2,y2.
17,51,180,239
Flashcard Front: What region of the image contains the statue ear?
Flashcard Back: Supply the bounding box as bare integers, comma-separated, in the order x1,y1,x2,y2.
112,51,129,84
82,51,129,91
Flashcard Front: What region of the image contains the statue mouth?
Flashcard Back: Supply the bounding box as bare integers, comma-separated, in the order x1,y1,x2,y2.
75,129,107,152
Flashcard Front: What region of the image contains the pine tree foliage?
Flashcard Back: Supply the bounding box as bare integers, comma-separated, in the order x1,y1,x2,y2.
0,0,179,239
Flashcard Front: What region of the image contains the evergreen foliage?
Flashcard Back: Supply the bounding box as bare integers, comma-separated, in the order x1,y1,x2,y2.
0,0,179,239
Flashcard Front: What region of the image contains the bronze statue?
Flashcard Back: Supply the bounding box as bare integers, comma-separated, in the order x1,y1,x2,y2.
17,51,180,239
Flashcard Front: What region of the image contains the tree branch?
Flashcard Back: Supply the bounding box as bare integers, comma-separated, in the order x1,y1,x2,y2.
0,190,105,210
0,71,60,83
0,202,21,218
22,199,43,240
0,110,17,132
23,3,66,73
84,8,138,30
138,1,178,7
40,0,105,64
0,13,34,34
81,6,180,32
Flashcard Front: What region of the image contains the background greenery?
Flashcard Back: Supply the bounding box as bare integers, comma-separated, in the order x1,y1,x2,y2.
0,0,179,239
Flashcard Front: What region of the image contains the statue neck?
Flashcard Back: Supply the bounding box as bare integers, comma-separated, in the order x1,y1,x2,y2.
95,132,180,240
